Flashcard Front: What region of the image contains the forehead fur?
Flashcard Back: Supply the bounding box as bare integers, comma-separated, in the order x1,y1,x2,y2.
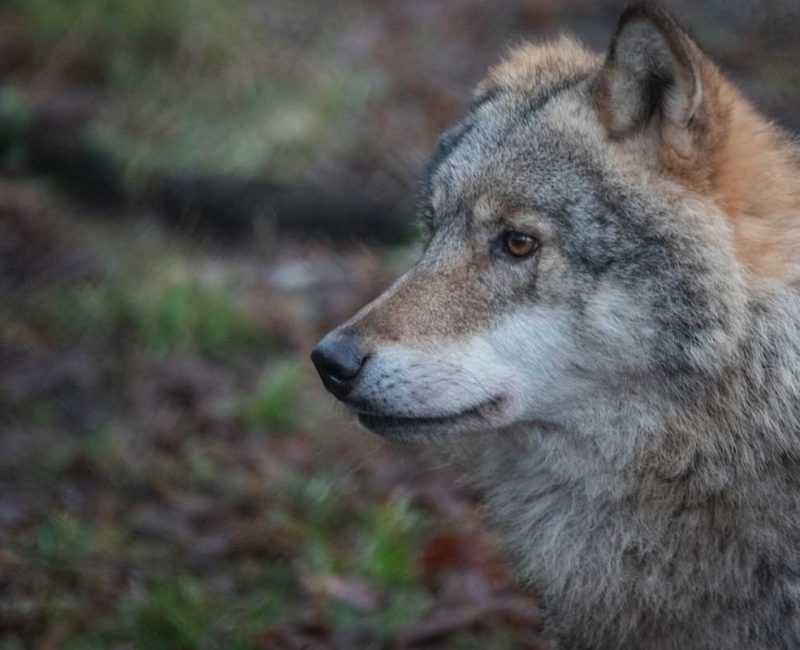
425,40,604,220
421,38,607,230
472,33,800,284
477,37,601,98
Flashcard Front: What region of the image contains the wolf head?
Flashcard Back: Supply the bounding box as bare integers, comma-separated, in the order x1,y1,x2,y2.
313,2,798,444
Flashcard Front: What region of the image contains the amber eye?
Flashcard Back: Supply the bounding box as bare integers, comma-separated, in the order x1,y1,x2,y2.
503,231,538,258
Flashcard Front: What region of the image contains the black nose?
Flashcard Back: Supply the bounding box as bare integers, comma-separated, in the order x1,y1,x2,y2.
311,331,368,400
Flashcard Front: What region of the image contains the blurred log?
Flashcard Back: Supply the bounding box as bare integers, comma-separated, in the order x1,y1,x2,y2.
0,87,412,244
146,174,410,243
24,103,126,203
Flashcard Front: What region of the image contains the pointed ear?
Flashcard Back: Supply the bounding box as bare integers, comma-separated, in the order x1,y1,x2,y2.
594,2,709,137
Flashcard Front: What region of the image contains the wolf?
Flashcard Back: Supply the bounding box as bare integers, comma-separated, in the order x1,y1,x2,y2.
312,2,800,648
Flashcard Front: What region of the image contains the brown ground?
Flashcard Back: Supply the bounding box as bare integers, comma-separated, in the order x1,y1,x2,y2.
1,1,798,648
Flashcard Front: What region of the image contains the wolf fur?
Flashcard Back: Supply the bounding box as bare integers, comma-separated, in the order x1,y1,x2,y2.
313,3,800,648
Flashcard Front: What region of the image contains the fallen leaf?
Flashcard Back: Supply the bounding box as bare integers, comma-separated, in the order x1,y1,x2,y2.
302,572,385,611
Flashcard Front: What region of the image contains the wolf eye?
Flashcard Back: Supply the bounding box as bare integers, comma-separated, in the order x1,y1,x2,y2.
502,231,538,258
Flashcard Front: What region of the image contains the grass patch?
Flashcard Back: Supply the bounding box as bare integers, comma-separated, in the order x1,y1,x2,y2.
326,586,432,637
12,0,252,84
118,75,376,179
360,498,424,588
241,362,305,432
35,513,96,561
283,476,434,637
115,569,298,650
53,285,120,337
47,276,267,358
119,576,214,650
130,282,264,357
34,512,124,562
10,0,380,178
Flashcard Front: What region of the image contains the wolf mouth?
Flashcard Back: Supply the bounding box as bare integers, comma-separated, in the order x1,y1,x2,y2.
355,396,505,438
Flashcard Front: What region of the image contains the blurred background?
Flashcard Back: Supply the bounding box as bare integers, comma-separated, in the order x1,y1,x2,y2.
1,1,799,648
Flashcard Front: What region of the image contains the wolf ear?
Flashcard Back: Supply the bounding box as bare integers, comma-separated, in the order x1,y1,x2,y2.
594,2,707,136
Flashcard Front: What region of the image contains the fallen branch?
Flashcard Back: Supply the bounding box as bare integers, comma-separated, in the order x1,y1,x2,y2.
0,87,412,244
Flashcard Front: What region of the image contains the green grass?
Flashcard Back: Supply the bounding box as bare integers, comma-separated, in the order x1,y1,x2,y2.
360,498,423,588
241,362,305,432
3,230,451,648
35,513,126,562
35,513,97,561
48,275,268,358
14,232,271,359
120,576,214,650
98,561,300,650
220,563,296,647
10,0,381,178
281,473,429,586
278,473,435,638
131,282,264,356
108,566,303,650
12,0,251,83
52,285,119,337
118,74,377,179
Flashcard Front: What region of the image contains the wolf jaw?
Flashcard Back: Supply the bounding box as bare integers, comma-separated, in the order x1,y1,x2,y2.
313,2,800,648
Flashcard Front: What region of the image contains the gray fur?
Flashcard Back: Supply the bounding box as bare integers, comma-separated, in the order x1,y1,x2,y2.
418,70,800,650
465,282,800,649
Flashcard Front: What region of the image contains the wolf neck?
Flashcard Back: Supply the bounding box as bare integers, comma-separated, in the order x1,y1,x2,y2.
487,283,800,500
463,283,800,647
711,83,800,282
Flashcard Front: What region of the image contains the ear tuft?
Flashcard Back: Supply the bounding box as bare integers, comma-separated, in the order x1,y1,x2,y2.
596,1,704,135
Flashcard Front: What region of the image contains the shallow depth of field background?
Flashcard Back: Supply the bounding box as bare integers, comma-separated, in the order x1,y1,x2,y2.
2,2,799,648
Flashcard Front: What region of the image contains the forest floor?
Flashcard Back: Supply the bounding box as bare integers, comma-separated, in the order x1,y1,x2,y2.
2,0,799,647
